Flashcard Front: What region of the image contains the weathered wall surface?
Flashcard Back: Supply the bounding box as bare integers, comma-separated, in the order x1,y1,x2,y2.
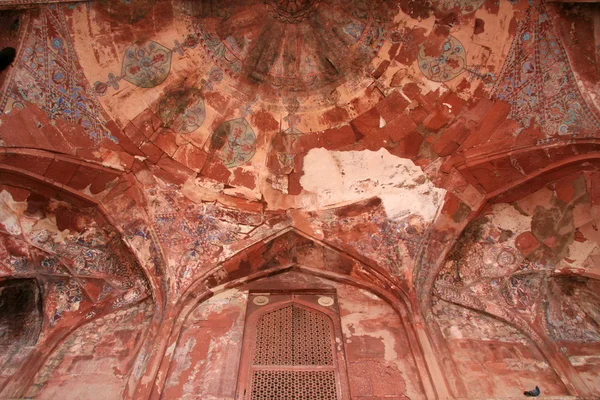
163,271,424,400
433,299,567,398
162,289,248,400
434,171,600,397
0,0,600,397
547,277,600,397
564,341,600,397
24,299,154,399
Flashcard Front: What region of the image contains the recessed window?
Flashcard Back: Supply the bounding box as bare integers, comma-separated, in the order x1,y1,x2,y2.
237,292,349,400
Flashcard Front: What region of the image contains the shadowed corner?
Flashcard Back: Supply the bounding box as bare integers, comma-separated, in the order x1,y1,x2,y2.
0,47,16,72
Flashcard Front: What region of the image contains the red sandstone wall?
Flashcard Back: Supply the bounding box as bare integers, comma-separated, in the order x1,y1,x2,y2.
563,342,600,397
433,299,567,398
163,271,424,400
23,299,154,399
335,281,423,400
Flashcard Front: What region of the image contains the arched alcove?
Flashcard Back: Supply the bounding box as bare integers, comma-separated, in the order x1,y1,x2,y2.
237,295,347,400
161,269,426,399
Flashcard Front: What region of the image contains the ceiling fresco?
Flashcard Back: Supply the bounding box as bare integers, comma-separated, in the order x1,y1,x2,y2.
0,0,600,398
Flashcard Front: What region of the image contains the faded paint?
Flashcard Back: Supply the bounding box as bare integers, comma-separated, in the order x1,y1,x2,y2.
1,0,600,398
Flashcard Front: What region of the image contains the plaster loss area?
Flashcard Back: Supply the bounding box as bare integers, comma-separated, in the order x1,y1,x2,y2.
301,148,446,222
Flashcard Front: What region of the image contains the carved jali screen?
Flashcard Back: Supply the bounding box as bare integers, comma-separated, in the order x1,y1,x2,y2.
236,292,349,400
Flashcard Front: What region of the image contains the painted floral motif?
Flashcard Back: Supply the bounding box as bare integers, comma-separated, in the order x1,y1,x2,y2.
0,7,114,143
46,279,84,327
431,0,486,15
492,3,600,139
418,35,466,82
158,88,206,134
316,204,426,277
39,256,70,276
277,126,302,174
545,277,600,342
121,41,172,88
269,114,303,176
436,173,600,342
95,34,199,96
210,118,257,168
147,187,262,249
0,189,150,333
499,274,541,312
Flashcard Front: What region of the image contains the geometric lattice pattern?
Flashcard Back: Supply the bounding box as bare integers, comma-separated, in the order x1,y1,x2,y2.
250,370,337,400
248,303,339,399
252,305,334,366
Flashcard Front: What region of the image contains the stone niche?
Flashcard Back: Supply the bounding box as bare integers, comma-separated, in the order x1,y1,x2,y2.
162,270,424,400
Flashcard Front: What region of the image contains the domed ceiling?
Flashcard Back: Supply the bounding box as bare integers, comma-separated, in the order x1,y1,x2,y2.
0,0,599,313
1,0,600,397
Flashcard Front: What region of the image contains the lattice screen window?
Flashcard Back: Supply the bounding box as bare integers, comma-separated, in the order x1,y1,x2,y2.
237,292,348,400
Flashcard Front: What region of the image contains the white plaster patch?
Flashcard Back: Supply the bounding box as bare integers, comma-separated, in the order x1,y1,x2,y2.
569,355,600,367
379,115,387,128
300,148,446,221
166,341,177,356
489,203,532,234
566,239,598,268
0,193,23,235
195,288,247,319
181,177,223,203
358,288,382,301
165,337,196,388
92,150,127,171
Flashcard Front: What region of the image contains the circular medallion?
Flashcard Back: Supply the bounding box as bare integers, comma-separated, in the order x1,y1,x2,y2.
158,88,206,134
318,296,334,307
121,41,172,88
418,35,466,82
497,249,516,268
209,118,257,168
253,295,270,306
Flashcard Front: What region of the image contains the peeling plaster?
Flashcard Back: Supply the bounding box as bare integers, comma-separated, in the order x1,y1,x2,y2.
301,148,446,221
488,203,532,235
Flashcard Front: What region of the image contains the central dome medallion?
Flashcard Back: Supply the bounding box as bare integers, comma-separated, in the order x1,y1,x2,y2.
194,0,393,102
265,0,321,23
